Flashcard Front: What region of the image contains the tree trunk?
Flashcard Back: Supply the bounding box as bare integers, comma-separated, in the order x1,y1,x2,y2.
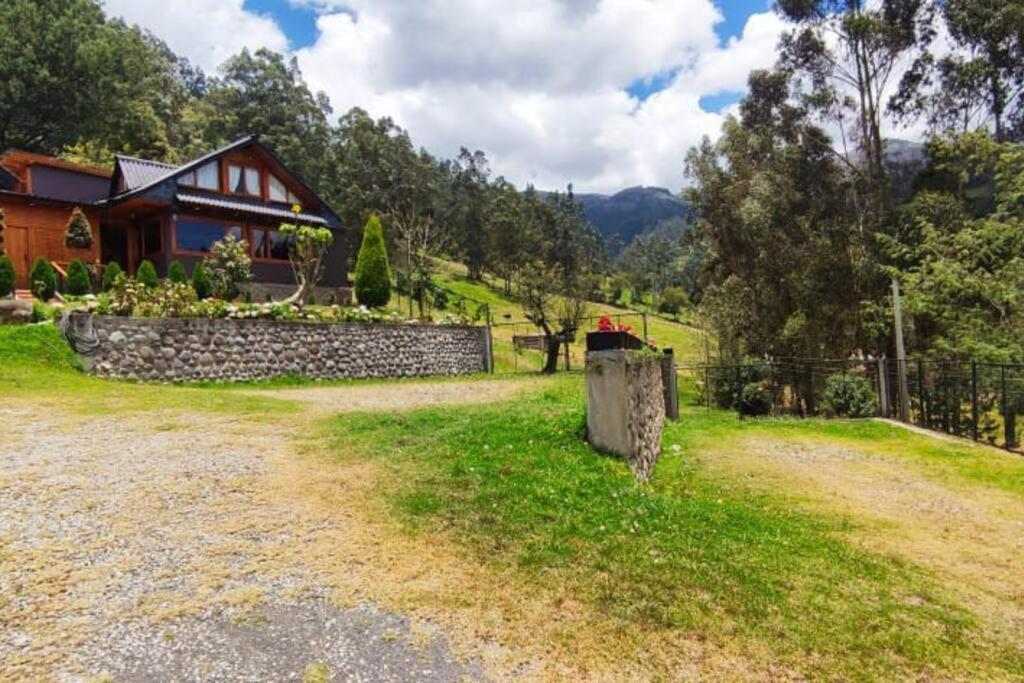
540,322,559,374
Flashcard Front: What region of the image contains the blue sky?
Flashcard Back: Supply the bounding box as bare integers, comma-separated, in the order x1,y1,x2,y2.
106,0,787,192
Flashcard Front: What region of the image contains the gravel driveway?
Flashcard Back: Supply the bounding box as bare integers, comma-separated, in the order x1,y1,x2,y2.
0,379,530,682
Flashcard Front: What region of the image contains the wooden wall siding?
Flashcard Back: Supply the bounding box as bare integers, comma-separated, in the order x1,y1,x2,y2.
0,199,100,287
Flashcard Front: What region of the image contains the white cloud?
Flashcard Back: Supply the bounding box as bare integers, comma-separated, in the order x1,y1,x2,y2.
296,1,788,192
102,0,289,73
103,0,790,192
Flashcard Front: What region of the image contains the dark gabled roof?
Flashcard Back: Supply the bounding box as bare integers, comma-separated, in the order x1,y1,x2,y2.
101,136,342,229
105,136,256,204
0,162,18,191
176,192,329,226
114,155,176,192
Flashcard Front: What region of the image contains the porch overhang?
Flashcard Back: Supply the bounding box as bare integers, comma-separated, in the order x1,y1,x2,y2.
174,192,331,227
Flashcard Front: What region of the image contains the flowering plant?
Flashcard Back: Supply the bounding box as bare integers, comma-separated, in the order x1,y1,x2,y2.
595,315,633,334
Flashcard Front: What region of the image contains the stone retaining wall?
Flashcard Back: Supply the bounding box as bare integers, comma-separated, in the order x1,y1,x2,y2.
87,316,490,382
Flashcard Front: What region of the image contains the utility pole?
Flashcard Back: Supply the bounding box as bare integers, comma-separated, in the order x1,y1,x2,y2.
892,278,911,422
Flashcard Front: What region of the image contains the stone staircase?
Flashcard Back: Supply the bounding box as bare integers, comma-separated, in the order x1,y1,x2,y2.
14,289,33,302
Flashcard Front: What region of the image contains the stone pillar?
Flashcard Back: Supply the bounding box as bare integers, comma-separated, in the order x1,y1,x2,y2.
585,349,666,482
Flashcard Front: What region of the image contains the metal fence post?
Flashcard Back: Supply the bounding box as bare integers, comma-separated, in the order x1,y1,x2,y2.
705,365,712,411
971,361,979,441
877,358,891,418
1005,366,1018,448
921,360,929,423
735,364,743,420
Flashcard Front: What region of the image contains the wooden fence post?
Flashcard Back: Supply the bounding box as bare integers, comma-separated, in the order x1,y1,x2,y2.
661,349,679,421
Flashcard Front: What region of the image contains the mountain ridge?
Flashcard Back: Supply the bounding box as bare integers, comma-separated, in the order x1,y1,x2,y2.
570,185,689,253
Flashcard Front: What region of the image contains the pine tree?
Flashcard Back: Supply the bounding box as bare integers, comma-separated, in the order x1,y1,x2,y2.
29,258,56,300
168,260,186,284
66,259,90,296
0,255,14,297
136,260,158,288
64,207,94,249
353,214,391,308
191,261,212,300
101,262,123,292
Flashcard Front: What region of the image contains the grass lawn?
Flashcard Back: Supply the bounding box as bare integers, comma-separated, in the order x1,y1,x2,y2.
5,323,1023,679
326,377,1024,679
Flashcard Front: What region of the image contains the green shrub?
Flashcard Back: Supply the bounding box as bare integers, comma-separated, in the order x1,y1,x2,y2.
32,301,54,322
191,261,212,300
101,262,123,292
432,286,448,310
354,214,391,308
64,207,94,249
65,259,91,296
204,235,252,300
658,287,689,316
136,259,158,288
0,255,14,297
168,260,187,284
821,372,878,418
29,258,56,301
739,381,773,417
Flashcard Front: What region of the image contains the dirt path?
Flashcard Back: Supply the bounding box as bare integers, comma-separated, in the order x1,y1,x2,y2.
242,378,536,416
0,379,535,682
703,435,1024,638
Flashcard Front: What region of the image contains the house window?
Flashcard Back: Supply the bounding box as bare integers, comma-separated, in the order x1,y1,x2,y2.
251,227,292,261
175,219,241,254
195,161,219,190
268,174,288,203
177,161,219,191
228,163,261,196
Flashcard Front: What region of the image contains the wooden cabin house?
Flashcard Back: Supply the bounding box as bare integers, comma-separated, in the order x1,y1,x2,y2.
0,136,347,299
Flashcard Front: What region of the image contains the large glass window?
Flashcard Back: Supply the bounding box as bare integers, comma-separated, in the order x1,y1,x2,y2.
195,161,219,190
175,219,238,254
228,163,261,196
177,161,219,191
228,165,243,193
268,174,288,203
251,227,291,260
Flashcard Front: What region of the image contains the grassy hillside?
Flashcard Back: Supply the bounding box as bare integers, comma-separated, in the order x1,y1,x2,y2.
411,260,705,373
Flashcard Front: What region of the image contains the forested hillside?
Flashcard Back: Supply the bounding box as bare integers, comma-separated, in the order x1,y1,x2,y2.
3,0,1024,367
687,0,1024,363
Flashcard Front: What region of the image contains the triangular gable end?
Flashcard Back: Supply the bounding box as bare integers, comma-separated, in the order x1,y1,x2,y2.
102,137,341,229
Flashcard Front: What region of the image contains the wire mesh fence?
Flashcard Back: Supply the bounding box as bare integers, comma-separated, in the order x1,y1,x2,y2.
490,312,648,374
678,357,1024,454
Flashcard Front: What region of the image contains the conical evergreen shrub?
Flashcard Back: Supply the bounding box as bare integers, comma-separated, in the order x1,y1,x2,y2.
354,214,391,308
66,259,90,296
136,260,158,288
64,207,94,249
191,261,212,300
101,262,123,291
0,255,14,297
29,257,56,300
168,260,186,284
